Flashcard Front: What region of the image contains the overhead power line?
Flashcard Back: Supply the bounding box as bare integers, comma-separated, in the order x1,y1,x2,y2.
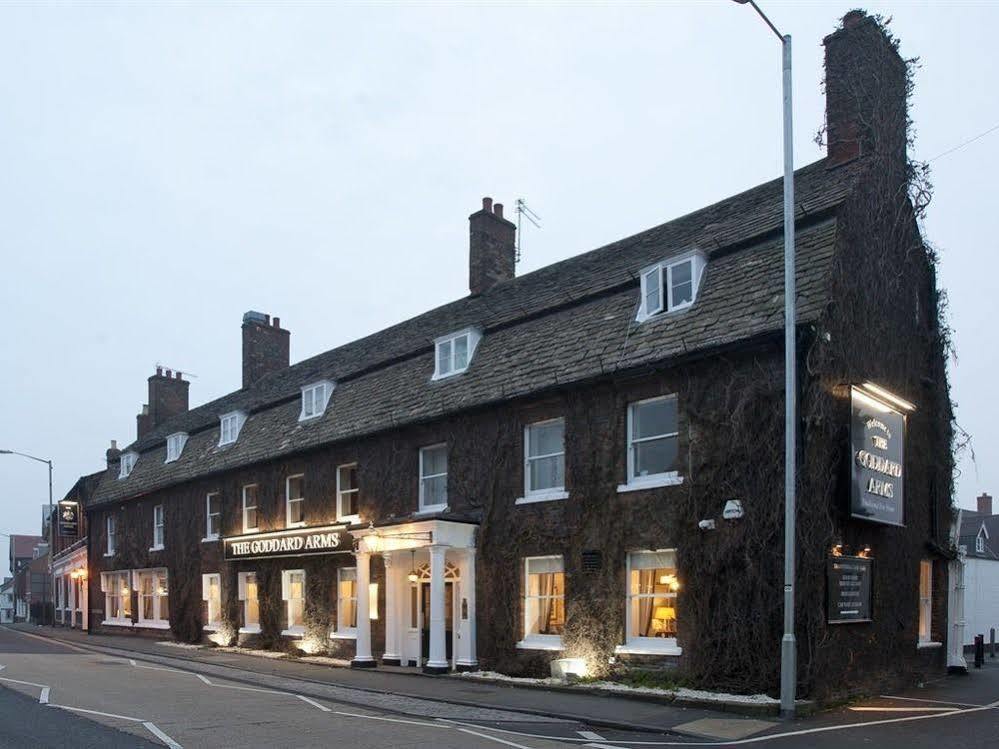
927,122,999,163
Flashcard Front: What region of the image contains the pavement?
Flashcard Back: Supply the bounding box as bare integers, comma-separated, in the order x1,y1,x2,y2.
1,623,998,748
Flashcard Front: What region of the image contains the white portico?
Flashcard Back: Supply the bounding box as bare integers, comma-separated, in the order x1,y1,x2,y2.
351,519,477,673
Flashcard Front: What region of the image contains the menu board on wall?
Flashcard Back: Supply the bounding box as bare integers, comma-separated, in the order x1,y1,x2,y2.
827,555,873,624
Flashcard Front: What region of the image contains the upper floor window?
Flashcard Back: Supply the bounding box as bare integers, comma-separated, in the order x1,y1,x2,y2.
623,396,680,489
300,380,334,421
118,451,138,479
205,493,221,541
519,419,567,503
242,485,259,533
433,328,482,380
165,432,188,463
151,504,165,550
106,515,117,556
337,464,360,522
419,444,448,512
636,251,706,322
219,411,247,447
286,474,305,528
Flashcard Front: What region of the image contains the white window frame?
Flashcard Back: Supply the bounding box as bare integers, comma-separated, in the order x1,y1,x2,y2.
242,484,259,534
238,571,260,634
618,395,683,493
285,474,305,528
334,567,358,637
202,573,222,631
617,550,682,656
100,570,132,626
336,464,360,523
299,380,335,421
105,515,117,556
976,533,985,554
118,451,138,479
281,569,306,636
135,568,169,629
218,411,247,447
151,504,165,550
204,493,221,542
517,555,565,651
432,328,482,380
165,432,188,463
636,250,706,323
517,418,568,504
418,444,448,513
918,560,933,644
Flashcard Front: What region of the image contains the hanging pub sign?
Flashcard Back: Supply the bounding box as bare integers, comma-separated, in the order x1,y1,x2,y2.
57,501,79,537
224,525,351,561
850,385,907,526
827,555,873,624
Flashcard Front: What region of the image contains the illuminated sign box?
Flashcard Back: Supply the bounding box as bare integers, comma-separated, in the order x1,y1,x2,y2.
224,525,352,561
850,384,909,527
827,555,873,624
58,501,79,537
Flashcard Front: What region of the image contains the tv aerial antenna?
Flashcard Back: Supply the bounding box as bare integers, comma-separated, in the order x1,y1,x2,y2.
515,198,541,263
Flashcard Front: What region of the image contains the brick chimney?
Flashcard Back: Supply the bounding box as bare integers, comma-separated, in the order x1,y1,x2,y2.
469,197,516,295
106,440,120,471
137,367,190,439
978,493,993,517
823,10,908,166
242,311,290,388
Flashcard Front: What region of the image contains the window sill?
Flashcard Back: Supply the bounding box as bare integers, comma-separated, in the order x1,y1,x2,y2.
201,537,219,544
516,490,569,505
330,631,357,640
137,620,170,630
615,643,683,657
103,619,133,628
337,515,360,526
516,638,564,652
617,474,684,494
242,527,259,535
414,506,447,517
204,624,222,632
103,552,115,558
298,413,324,423
286,522,306,530
149,545,165,552
281,627,305,637
917,641,943,650
239,625,261,635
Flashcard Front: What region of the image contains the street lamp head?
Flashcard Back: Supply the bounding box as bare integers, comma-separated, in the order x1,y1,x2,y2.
0,450,12,454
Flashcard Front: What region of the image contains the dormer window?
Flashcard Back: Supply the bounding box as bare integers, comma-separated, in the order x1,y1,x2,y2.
300,380,334,421
165,432,188,463
637,250,707,322
977,529,986,554
433,328,482,380
118,451,138,479
219,411,247,446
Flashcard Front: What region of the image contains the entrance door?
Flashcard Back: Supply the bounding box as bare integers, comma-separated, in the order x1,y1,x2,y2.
420,581,454,664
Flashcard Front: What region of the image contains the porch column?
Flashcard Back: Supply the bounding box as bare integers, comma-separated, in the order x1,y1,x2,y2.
456,548,477,670
424,544,448,673
352,551,375,667
68,575,75,627
82,575,89,631
382,552,401,665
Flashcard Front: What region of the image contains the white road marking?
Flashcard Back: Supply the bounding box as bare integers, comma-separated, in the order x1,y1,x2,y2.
849,706,960,713
584,744,625,749
297,694,332,712
0,664,6,672
196,674,212,685
128,659,137,666
334,710,444,728
47,704,146,722
458,726,539,748
879,694,984,708
206,681,283,695
578,731,606,740
38,686,50,704
143,720,183,748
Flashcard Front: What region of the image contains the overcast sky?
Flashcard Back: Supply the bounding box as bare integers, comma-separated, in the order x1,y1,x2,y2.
2,1,996,570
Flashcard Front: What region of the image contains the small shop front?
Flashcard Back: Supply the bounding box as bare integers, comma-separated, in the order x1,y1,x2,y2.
51,538,88,630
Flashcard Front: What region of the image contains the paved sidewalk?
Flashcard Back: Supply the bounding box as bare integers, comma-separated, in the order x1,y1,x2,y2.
7,624,725,734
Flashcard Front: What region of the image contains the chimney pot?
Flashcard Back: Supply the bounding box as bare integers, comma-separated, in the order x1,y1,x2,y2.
482,197,493,212
156,366,163,376
165,369,172,378
175,370,182,379
138,366,191,439
273,317,281,328
978,493,993,517
494,203,504,219
469,197,516,295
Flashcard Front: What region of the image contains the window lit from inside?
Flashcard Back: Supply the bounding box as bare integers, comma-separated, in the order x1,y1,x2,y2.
242,485,258,533
137,569,169,627
282,569,305,635
433,329,481,380
102,571,131,623
522,419,567,501
419,445,448,511
238,571,259,633
918,560,933,644
624,550,680,653
625,396,680,488
520,556,565,649
336,567,358,634
286,475,305,527
337,464,360,521
202,573,221,630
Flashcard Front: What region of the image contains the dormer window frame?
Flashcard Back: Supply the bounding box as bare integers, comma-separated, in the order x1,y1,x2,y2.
165,432,189,463
299,380,335,422
636,249,707,323
219,410,247,447
432,327,482,381
976,525,988,554
118,451,138,479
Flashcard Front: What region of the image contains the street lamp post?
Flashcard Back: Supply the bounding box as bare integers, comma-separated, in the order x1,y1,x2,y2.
731,0,797,719
1,450,54,626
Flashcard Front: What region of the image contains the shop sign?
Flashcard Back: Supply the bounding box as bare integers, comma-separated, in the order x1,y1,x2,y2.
850,387,906,526
58,501,79,537
827,555,873,624
224,525,351,561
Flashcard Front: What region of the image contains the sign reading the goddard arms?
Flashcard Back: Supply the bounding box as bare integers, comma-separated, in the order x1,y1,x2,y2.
850,387,906,526
224,525,351,562
827,555,873,624
57,501,79,537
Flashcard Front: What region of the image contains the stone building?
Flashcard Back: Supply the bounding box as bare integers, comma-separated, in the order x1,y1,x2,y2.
82,12,953,699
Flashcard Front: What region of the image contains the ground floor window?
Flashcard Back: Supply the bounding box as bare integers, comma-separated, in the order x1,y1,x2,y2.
625,550,679,652
136,569,169,627
238,571,260,633
202,573,222,630
520,556,565,649
919,560,932,643
101,571,131,623
282,569,305,635
336,567,357,634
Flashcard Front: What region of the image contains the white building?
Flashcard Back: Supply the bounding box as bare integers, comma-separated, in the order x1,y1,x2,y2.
0,578,13,624
959,493,999,647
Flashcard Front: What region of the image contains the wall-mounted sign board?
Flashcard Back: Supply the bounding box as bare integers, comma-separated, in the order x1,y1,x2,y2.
851,386,906,526
224,525,351,561
827,555,873,624
58,501,79,537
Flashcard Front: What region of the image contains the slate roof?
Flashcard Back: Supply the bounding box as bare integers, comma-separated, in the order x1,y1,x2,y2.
90,156,864,507
959,512,999,561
